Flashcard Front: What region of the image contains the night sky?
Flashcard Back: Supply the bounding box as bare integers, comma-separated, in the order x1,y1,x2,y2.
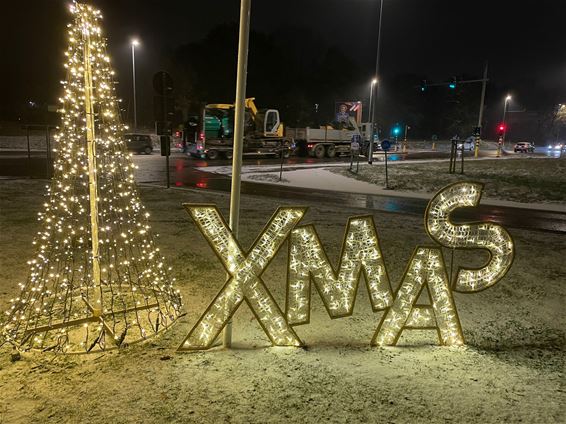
2,0,565,123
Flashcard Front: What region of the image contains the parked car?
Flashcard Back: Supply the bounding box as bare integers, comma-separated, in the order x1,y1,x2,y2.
514,142,535,153
457,137,475,151
124,133,153,154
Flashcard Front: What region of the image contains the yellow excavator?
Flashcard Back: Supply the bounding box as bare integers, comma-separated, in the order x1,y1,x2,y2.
189,98,290,160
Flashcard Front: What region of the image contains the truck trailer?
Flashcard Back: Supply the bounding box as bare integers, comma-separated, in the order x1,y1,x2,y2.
286,118,363,158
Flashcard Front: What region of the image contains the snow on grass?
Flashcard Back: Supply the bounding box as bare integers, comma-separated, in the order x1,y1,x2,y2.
0,179,564,423
334,157,566,204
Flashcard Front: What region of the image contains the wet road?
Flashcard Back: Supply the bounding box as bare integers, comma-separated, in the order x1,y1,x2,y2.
1,152,565,234
126,153,566,234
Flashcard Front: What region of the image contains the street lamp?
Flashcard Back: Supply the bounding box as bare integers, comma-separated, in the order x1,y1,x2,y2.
502,94,511,143
369,0,384,165
368,78,377,122
131,39,140,130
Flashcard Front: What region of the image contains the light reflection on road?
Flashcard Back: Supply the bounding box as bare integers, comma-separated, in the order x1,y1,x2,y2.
536,146,564,158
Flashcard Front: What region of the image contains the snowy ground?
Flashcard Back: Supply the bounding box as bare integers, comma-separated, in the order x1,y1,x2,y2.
0,179,564,423
200,157,566,211
332,157,566,204
0,134,165,152
0,135,56,152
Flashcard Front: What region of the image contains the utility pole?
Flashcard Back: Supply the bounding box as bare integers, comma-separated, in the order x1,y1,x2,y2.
225,0,251,348
502,94,511,144
369,0,384,165
475,61,488,158
368,79,376,122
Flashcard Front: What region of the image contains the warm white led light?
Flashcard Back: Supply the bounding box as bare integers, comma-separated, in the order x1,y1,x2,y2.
178,205,306,351
425,182,514,292
1,2,181,353
179,182,515,350
372,247,464,346
286,217,392,326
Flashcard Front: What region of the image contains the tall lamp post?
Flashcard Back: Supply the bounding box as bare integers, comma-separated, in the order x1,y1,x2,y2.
369,0,384,164
502,94,511,144
368,78,377,122
131,39,140,130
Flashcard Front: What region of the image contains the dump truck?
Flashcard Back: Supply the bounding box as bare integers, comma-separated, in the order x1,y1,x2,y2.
188,98,291,160
286,117,363,158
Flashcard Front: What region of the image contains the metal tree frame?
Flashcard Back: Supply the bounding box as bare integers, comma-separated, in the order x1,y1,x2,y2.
2,3,182,353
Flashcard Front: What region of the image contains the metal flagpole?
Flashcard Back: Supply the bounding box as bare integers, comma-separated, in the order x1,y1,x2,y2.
82,18,102,317
224,0,251,348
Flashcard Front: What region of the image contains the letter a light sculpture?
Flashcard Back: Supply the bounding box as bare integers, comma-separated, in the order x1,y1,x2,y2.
1,3,182,353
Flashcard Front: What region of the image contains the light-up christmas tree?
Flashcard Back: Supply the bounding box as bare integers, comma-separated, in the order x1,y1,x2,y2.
1,2,182,353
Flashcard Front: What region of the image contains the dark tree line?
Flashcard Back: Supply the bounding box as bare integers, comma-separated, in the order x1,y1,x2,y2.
169,23,362,128
166,23,549,142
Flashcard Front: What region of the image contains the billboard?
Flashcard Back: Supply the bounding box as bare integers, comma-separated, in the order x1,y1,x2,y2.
334,101,362,126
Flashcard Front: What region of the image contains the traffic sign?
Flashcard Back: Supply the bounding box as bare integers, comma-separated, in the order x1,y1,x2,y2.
381,139,391,151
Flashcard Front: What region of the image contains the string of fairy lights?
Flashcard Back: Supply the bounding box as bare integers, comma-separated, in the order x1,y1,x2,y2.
286,217,392,326
0,2,515,353
1,2,181,353
372,248,464,346
425,182,514,293
179,206,304,350
180,181,514,350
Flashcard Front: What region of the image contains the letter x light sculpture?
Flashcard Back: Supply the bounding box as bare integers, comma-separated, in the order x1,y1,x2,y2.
178,205,306,351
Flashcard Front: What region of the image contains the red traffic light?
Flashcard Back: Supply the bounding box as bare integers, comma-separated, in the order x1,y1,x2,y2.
498,124,505,131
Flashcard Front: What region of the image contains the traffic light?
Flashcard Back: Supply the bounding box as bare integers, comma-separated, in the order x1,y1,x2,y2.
448,77,457,89
420,80,427,92
497,124,506,137
392,125,401,136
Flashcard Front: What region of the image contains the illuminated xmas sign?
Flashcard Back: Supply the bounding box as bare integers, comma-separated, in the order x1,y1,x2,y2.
179,182,514,351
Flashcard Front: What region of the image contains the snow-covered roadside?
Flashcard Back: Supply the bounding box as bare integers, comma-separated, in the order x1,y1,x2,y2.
0,135,57,151
0,179,564,423
198,161,566,212
329,157,566,206
197,154,512,177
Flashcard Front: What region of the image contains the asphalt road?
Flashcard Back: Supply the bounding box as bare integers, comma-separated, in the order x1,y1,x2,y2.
1,152,565,234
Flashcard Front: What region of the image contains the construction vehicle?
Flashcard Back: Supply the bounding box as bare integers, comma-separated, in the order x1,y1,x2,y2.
188,98,291,160
286,117,363,158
